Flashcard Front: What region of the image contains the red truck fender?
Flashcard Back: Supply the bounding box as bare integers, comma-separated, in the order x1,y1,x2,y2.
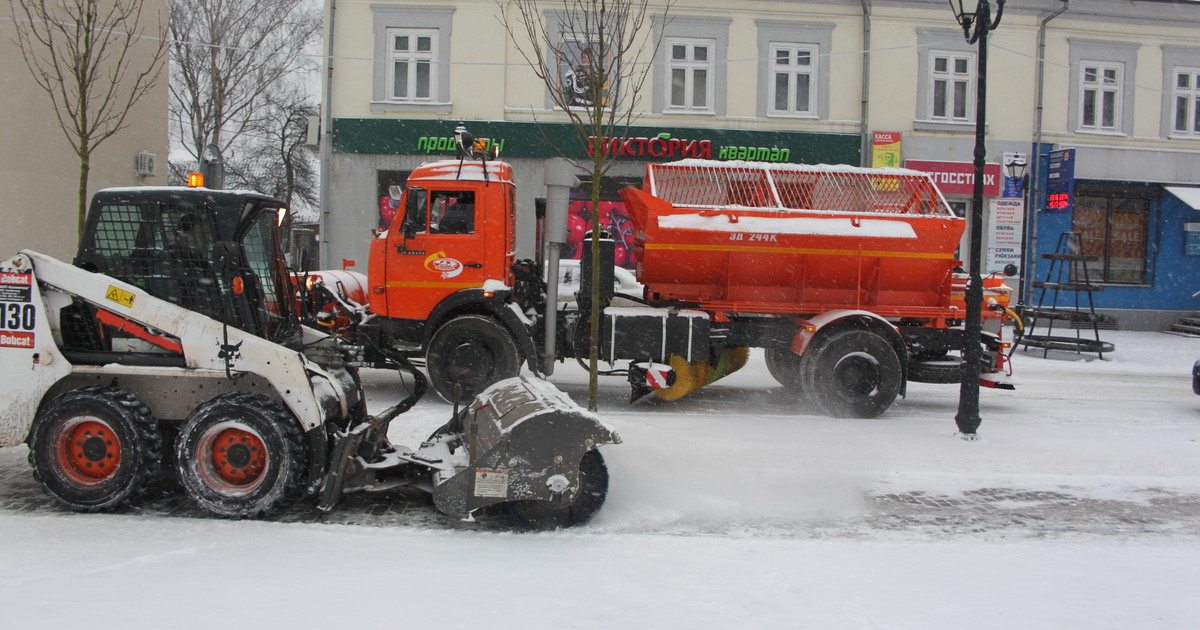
789,309,908,365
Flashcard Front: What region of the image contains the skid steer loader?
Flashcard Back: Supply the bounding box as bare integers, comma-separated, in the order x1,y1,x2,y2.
0,185,618,529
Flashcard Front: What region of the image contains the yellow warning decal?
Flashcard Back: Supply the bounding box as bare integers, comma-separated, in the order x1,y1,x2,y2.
105,286,135,308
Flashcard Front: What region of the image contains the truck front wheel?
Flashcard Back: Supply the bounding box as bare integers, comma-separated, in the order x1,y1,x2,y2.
175,393,305,518
27,386,162,511
802,328,901,419
426,315,521,404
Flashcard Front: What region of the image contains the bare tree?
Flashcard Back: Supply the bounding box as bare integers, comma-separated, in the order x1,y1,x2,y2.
9,0,168,237
503,0,671,411
224,90,319,212
168,0,320,172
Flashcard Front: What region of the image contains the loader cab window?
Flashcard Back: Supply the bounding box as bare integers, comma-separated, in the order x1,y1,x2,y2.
83,203,172,297
165,209,223,320
167,212,217,260
91,204,148,254
241,206,295,342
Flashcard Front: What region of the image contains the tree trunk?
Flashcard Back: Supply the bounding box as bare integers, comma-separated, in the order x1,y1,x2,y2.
77,150,91,240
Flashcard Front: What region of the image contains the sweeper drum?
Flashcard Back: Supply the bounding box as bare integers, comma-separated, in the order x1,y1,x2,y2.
429,376,621,529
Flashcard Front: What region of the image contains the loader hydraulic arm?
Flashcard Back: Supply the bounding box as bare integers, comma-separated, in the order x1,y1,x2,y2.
21,250,343,432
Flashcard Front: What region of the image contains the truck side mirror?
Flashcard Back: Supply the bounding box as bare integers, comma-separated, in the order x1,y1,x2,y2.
401,189,425,239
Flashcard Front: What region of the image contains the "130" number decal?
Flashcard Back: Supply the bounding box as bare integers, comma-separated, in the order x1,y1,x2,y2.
0,302,36,331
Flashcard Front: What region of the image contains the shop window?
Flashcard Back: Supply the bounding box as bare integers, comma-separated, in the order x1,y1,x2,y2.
387,28,436,102
557,38,611,109
1078,62,1123,132
1072,192,1151,285
568,176,641,269
1172,67,1200,137
929,51,975,123
666,38,714,112
370,6,453,112
768,44,817,116
1068,40,1137,136
377,170,411,231
913,29,977,131
653,16,729,116
756,22,832,120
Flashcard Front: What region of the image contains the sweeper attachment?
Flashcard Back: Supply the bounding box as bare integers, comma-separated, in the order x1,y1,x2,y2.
0,186,619,530
317,375,619,529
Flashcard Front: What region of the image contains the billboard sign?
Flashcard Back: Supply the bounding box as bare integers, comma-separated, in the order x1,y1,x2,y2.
1046,149,1075,213
904,160,1001,197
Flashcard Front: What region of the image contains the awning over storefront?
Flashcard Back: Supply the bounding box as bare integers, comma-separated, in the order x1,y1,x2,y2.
1165,186,1200,210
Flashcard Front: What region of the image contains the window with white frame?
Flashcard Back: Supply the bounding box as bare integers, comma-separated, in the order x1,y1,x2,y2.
769,44,817,116
666,38,714,112
1172,67,1200,137
929,51,974,122
387,28,436,102
1079,62,1123,132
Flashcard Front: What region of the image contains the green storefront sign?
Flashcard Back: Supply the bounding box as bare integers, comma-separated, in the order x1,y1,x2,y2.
334,119,860,165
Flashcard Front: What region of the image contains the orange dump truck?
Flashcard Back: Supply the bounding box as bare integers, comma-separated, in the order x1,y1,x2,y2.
348,154,1015,418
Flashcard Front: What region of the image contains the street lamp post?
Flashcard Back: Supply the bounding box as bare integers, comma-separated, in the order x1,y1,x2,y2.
949,0,1005,438
1005,153,1030,307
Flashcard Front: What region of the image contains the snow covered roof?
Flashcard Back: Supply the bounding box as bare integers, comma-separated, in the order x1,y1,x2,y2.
410,160,513,184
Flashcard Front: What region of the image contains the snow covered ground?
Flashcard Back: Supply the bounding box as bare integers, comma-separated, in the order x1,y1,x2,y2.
2,329,1198,629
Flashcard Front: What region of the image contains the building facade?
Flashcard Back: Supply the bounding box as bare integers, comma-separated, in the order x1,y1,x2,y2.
322,0,1200,329
0,0,169,260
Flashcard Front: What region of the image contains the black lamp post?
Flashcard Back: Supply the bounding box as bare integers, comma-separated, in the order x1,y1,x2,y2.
1005,153,1028,193
949,0,1004,438
1006,153,1030,305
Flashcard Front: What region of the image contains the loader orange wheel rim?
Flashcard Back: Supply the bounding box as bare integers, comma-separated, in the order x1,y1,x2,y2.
54,419,121,485
207,427,267,486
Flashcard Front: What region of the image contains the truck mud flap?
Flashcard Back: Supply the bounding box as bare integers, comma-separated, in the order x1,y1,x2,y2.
429,376,620,516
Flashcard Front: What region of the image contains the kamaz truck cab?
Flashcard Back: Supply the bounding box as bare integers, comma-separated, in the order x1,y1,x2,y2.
367,160,534,402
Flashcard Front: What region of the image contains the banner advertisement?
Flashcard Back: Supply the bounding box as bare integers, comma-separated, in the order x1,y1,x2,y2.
986,198,1025,275
872,132,901,168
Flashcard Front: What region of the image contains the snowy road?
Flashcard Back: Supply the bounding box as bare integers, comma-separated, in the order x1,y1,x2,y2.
2,330,1198,628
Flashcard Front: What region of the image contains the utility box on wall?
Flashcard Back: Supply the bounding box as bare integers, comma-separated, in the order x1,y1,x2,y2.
135,152,157,177
1184,223,1200,256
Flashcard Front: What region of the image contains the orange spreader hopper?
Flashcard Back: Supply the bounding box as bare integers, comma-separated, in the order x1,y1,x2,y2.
619,160,967,321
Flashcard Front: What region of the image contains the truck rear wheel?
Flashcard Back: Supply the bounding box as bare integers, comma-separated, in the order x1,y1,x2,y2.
27,386,162,512
426,315,521,404
765,347,805,389
506,449,609,530
175,393,305,518
802,328,901,419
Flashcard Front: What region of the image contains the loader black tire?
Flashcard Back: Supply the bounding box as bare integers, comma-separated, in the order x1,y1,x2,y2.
426,314,521,404
175,393,305,519
765,347,805,389
27,386,162,512
506,449,609,531
801,328,901,419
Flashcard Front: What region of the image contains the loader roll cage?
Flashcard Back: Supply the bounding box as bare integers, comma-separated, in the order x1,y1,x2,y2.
72,188,300,350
